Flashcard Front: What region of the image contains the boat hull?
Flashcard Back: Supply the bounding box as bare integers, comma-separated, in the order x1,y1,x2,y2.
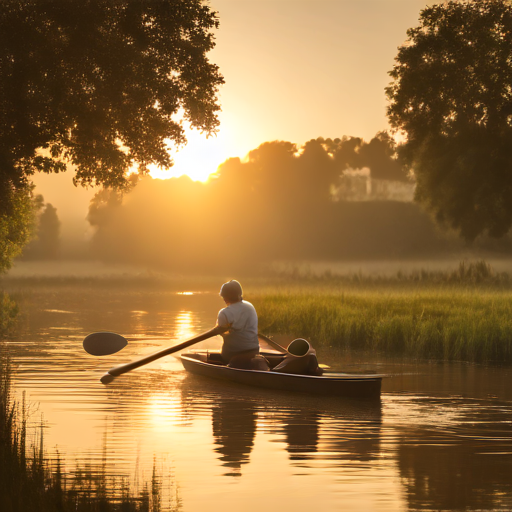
180,353,382,399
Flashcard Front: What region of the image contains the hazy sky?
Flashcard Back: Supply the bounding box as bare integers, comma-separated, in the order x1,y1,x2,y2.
33,0,428,234
150,0,429,180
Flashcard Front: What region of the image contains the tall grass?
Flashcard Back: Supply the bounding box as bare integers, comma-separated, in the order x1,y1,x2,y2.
251,263,512,363
0,292,18,338
0,350,169,512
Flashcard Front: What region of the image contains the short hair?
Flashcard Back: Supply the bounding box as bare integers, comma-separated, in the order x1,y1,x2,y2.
220,280,243,302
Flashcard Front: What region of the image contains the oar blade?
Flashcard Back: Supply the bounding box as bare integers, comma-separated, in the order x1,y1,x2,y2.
83,332,128,356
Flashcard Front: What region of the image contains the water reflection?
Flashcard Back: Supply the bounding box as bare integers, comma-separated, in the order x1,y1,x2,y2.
1,281,512,512
212,398,257,476
396,398,512,511
174,311,195,339
282,409,320,460
178,373,383,479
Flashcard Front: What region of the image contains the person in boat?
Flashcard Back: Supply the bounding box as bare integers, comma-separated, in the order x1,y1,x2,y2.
213,280,268,370
211,280,321,375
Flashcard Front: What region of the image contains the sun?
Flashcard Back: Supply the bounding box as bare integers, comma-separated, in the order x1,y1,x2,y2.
148,128,231,182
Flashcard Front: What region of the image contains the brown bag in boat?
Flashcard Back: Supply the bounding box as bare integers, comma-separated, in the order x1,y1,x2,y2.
272,338,323,376
228,351,270,371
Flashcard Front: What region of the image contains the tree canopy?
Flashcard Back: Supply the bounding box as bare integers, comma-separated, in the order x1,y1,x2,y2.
386,0,512,241
0,0,224,216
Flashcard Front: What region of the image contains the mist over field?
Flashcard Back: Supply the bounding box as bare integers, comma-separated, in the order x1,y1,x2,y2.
17,136,512,277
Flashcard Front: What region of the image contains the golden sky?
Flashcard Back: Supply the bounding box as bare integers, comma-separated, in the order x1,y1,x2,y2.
153,0,428,180
33,0,428,229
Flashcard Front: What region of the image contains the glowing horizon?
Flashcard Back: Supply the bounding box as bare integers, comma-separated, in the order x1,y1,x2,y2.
148,127,242,182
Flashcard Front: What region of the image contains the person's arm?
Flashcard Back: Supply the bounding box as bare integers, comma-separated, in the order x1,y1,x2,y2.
214,310,231,335
210,324,228,335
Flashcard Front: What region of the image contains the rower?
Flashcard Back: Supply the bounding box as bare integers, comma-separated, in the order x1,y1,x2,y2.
213,280,269,370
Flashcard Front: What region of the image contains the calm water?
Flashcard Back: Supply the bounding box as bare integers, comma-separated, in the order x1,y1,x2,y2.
2,281,512,512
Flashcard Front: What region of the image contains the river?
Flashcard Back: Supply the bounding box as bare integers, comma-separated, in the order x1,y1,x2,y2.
1,280,511,512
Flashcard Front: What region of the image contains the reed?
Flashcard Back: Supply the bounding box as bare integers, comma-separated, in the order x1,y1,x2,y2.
251,276,512,364
0,292,18,338
0,349,170,512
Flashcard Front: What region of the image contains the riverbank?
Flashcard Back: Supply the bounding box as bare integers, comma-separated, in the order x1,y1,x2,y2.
251,264,512,364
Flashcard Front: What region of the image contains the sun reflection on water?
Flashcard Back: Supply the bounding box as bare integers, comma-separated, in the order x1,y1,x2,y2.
148,393,183,430
174,310,195,339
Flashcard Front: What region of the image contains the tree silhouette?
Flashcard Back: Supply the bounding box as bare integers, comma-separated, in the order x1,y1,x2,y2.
0,0,223,268
387,0,512,241
22,203,61,260
86,135,447,272
0,0,223,204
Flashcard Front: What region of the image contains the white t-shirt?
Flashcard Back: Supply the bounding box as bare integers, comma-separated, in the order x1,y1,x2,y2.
217,300,259,354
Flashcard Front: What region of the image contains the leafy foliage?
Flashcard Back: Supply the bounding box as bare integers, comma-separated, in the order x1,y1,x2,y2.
0,0,223,271
0,186,39,273
386,0,512,241
0,293,18,338
0,0,224,214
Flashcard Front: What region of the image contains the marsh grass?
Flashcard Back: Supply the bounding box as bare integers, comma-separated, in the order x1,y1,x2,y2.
0,350,168,512
0,292,18,337
251,264,512,364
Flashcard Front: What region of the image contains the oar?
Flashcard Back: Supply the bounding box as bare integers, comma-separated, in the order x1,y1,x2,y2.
257,333,288,353
99,328,220,384
83,332,177,356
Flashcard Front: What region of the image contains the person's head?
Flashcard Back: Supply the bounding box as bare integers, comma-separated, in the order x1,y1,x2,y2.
220,280,243,304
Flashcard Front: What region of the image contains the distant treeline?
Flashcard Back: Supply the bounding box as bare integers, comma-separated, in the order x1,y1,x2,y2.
85,135,512,273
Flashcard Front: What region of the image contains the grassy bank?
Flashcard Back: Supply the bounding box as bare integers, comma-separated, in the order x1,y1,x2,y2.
3,259,512,364
0,351,166,512
251,263,512,364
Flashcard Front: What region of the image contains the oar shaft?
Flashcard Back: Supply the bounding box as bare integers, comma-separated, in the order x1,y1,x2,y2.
257,333,288,353
107,329,218,378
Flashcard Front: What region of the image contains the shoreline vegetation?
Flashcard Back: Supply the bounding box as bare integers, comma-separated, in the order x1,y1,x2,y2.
0,351,168,512
1,260,512,364
253,261,512,364
0,292,18,338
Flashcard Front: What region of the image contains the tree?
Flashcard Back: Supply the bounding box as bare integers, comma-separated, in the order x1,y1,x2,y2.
22,203,61,260
317,133,408,182
386,0,512,241
0,0,224,215
0,186,40,272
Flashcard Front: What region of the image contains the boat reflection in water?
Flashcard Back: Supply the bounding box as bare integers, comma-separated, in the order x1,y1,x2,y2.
178,372,382,478
212,398,257,476
282,408,320,461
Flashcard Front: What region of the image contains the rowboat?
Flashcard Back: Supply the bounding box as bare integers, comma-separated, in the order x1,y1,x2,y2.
94,329,383,396
180,350,383,399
